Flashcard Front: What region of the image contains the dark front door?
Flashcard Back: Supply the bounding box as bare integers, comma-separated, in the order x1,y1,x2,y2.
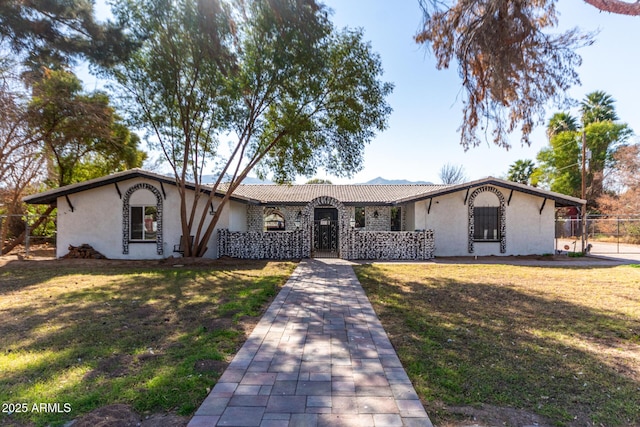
313,208,339,257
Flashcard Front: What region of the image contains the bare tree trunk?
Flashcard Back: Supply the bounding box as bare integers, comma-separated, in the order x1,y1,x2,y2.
1,205,55,255
0,216,6,254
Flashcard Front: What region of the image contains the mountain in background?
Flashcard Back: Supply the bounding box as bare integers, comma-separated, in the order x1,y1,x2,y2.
360,176,434,185
200,175,273,184
199,175,434,185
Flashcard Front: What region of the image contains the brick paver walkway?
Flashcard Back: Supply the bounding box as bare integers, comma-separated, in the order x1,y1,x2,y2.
188,259,433,427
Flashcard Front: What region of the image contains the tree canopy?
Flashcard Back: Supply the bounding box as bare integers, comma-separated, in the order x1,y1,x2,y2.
0,67,146,254
597,143,640,215
0,0,135,76
415,0,638,150
28,69,146,187
306,178,333,184
535,91,631,208
108,0,393,256
507,159,536,185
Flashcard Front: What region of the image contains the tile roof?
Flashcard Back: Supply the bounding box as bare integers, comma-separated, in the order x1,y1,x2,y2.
23,169,586,208
224,184,451,204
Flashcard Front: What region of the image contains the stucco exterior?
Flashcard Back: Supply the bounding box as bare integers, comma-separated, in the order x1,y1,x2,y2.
25,170,583,260
55,176,243,259
414,185,556,256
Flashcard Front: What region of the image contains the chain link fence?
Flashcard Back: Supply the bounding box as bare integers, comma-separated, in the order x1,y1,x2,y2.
0,214,57,257
556,215,640,254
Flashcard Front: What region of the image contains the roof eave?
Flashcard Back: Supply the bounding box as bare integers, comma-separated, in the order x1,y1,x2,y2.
22,169,250,205
394,177,586,207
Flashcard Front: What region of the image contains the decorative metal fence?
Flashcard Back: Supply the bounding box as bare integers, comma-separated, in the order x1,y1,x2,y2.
555,215,640,254
0,214,57,257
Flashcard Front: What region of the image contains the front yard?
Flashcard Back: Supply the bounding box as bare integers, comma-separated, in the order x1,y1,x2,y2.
0,259,296,426
3,257,639,427
355,263,640,427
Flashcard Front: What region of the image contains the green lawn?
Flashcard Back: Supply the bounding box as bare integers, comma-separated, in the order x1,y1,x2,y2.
355,263,640,427
0,259,296,426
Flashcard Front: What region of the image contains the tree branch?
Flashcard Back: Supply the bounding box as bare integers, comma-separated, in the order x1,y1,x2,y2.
583,0,640,15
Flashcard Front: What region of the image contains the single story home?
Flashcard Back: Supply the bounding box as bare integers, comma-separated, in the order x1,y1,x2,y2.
24,169,585,260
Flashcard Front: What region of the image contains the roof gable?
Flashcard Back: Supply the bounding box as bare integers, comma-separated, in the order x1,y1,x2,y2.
394,177,585,207
22,169,231,205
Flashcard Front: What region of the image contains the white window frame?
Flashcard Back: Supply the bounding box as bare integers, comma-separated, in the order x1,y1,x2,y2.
130,205,158,241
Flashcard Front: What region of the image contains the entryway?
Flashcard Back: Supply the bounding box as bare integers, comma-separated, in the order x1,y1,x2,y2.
313,207,339,258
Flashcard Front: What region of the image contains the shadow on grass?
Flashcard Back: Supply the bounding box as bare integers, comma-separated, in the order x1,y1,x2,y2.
0,258,275,292
355,264,640,427
0,260,294,426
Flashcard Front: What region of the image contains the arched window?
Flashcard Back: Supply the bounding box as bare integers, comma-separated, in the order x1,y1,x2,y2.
264,209,286,231
468,186,506,253
122,183,163,255
473,192,500,241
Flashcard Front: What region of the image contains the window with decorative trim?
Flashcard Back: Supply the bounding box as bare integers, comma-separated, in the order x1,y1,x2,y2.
130,206,158,241
354,206,365,228
391,207,402,231
122,183,163,255
473,206,500,241
264,210,285,231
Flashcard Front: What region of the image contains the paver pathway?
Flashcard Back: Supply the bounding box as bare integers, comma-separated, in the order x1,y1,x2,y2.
188,259,433,427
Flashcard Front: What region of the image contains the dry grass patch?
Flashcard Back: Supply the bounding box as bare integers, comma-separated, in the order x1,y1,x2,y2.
0,259,296,426
355,263,640,427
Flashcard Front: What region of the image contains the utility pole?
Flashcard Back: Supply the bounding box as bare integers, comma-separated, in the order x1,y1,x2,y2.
581,131,587,253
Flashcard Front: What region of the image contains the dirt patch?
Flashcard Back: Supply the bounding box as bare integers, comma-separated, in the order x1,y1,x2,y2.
237,315,260,335
139,412,190,427
72,404,141,427
194,359,228,374
72,404,188,427
83,354,135,380
203,317,234,331
436,403,553,427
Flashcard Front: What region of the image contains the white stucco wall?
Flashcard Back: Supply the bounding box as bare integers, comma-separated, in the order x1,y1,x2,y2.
228,200,248,232
56,178,234,259
414,186,556,256
404,203,416,231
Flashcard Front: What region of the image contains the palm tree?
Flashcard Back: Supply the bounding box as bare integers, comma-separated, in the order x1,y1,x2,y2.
546,112,578,139
539,90,629,208
507,159,536,185
580,91,618,126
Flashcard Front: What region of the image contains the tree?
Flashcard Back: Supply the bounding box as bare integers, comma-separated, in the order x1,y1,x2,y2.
547,112,578,139
1,68,146,254
0,59,45,253
0,139,45,254
583,0,640,15
28,69,146,187
0,0,135,77
0,63,35,185
535,91,631,208
306,178,333,184
598,143,640,214
108,0,393,257
439,163,466,184
536,130,581,196
507,159,536,185
580,90,618,125
415,0,639,150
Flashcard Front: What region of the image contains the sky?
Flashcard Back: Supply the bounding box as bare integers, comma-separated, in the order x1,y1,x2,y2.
90,0,640,185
